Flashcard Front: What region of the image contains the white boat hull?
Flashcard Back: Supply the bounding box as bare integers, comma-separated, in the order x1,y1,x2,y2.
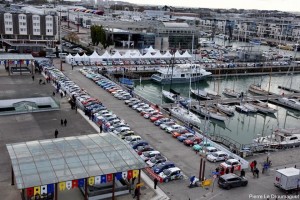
170,106,201,127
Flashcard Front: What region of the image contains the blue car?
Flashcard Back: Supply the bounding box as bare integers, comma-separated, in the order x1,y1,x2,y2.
177,133,194,142
153,161,175,174
131,141,149,149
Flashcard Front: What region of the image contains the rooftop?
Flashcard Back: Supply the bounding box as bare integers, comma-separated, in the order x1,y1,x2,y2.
163,22,190,28
0,54,34,60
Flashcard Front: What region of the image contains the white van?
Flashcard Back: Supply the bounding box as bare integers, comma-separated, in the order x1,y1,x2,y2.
59,53,67,59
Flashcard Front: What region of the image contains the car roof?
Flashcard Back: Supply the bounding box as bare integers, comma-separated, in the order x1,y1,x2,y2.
220,173,238,179
167,167,181,172
214,151,227,155
206,146,217,150
227,159,239,162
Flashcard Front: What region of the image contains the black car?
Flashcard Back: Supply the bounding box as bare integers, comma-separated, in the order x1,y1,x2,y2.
218,173,248,190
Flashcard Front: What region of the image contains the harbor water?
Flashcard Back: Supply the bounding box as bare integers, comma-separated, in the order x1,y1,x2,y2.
133,74,300,145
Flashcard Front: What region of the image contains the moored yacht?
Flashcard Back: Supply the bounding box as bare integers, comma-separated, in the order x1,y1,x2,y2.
215,103,235,116
248,84,270,95
253,131,300,148
162,90,185,102
170,106,201,127
191,105,228,121
190,88,221,100
278,98,300,111
222,88,241,98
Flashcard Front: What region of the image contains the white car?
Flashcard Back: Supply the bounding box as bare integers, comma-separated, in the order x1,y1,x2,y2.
205,147,218,155
125,98,138,104
220,159,242,171
140,151,161,161
160,121,176,130
136,104,150,112
207,151,228,162
159,167,183,183
165,124,184,133
132,103,146,110
113,126,131,135
124,135,141,143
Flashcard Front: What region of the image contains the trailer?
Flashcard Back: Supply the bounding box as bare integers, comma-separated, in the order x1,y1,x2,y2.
274,168,300,191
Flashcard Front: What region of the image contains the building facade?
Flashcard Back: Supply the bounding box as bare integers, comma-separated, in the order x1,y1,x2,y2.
0,12,58,52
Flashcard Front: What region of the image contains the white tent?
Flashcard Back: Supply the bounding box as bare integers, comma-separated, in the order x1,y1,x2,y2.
81,53,89,62
74,53,82,62
181,51,192,58
143,51,154,59
131,51,142,59
174,50,182,58
100,50,111,59
153,51,163,59
122,51,131,59
144,45,157,54
111,50,122,59
65,54,73,64
89,51,101,62
162,50,173,59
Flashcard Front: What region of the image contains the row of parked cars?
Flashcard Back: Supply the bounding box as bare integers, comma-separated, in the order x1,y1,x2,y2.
79,68,184,183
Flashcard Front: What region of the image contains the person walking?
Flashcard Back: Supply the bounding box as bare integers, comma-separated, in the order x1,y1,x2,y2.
133,186,139,198
154,178,158,189
64,119,67,126
52,92,55,96
254,168,259,178
99,124,103,133
60,92,63,98
32,75,35,81
240,169,245,177
250,161,255,174
61,119,64,126
54,129,58,138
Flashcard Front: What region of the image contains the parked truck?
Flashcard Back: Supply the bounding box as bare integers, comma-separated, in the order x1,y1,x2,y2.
274,167,300,191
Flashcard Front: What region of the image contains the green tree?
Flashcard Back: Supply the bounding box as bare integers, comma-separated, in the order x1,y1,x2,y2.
90,25,112,49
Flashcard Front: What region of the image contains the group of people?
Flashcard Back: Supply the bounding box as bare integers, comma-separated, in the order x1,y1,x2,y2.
250,160,260,178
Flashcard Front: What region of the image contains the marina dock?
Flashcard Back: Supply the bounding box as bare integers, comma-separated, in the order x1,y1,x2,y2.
278,85,300,93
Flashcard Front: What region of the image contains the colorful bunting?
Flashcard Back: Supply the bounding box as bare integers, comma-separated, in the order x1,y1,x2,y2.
78,179,85,187
101,175,106,183
115,172,123,180
34,186,40,195
133,170,139,178
66,181,72,190
47,184,54,194
95,176,101,185
107,174,113,182
59,182,66,191
88,177,95,186
122,172,127,180
72,180,78,188
127,170,133,180
41,185,47,194
26,187,34,197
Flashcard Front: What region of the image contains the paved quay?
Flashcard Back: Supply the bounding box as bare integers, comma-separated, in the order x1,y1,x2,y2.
55,60,300,200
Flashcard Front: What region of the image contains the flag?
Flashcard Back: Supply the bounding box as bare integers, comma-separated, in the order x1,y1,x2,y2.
133,170,139,178
106,174,113,182
72,180,78,188
122,172,127,180
41,185,47,194
66,181,72,190
47,184,54,194
101,175,106,183
88,177,95,186
59,182,66,191
95,176,101,185
78,179,85,187
34,186,40,195
127,170,133,180
115,172,122,180
26,187,34,197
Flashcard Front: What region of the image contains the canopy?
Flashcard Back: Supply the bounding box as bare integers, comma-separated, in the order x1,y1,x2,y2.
81,53,89,62
131,51,142,59
89,51,101,62
142,51,153,59
153,51,163,59
162,50,173,59
65,54,73,64
181,51,192,58
144,46,157,53
73,53,82,62
100,50,111,59
111,50,122,59
174,50,182,58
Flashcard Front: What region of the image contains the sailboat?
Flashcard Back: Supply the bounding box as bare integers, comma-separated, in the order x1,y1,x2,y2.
190,88,221,100
251,100,278,114
191,105,228,121
248,84,270,95
170,106,201,127
162,89,185,102
215,103,235,116
222,88,241,98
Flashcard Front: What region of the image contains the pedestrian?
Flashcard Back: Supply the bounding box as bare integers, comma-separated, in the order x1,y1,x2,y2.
99,124,103,133
60,92,63,98
54,129,58,138
220,167,225,176
240,169,245,177
52,92,55,96
61,119,63,126
75,105,77,113
32,75,35,81
154,178,158,189
254,168,259,178
39,79,42,85
72,65,74,70
250,161,255,173
225,168,229,174
64,119,67,126
133,186,139,198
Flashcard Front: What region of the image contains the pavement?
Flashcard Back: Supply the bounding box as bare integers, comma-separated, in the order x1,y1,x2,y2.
53,59,300,200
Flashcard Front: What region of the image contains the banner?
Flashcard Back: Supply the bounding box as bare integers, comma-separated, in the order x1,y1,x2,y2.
78,179,85,187
88,177,95,186
72,180,78,188
66,181,72,190
101,175,106,183
34,186,40,195
26,187,34,197
122,172,127,180
127,170,133,180
106,174,113,182
41,185,47,194
47,184,54,194
133,170,139,178
59,182,66,191
115,172,122,180
95,176,101,185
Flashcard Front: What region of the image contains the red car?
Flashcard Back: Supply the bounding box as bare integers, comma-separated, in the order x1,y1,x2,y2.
135,145,154,155
150,114,164,122
82,98,99,105
183,137,202,146
172,131,182,138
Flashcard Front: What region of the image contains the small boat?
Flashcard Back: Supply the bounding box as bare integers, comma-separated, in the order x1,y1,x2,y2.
248,84,270,96
278,98,300,111
253,131,300,148
191,105,228,121
235,105,250,113
215,103,235,116
252,100,277,114
162,90,185,102
222,88,241,98
243,103,258,113
191,88,221,100
170,106,201,127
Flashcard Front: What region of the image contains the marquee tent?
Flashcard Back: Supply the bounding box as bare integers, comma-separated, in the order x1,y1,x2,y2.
65,54,73,64
162,50,173,59
73,53,82,62
181,51,192,58
110,51,122,59
89,51,101,62
100,50,111,59
81,53,89,62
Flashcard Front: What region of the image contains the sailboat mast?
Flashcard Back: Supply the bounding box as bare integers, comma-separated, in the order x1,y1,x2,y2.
170,53,175,89
267,63,272,102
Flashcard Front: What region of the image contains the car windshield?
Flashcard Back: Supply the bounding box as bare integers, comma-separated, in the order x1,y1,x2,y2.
225,160,234,165
156,163,164,168
143,152,150,157
212,153,218,157
163,169,171,176
150,157,157,163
